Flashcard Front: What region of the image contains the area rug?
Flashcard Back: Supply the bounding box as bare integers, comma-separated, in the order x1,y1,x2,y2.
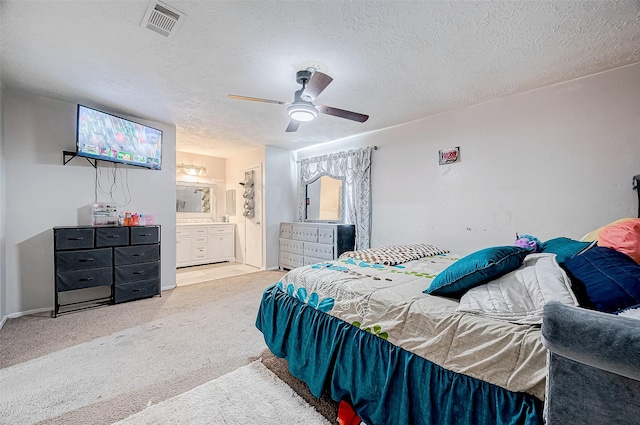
112,360,331,425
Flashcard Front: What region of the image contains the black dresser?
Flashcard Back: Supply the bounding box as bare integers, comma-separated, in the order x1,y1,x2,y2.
53,225,161,316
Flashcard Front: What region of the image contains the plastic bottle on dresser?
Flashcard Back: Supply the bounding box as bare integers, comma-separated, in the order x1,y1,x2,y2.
124,212,132,226
139,214,146,226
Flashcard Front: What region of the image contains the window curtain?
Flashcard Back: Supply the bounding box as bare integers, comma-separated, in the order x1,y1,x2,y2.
298,146,373,250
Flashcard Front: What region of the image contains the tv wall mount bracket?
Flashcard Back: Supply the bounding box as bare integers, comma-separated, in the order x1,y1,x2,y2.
63,150,97,169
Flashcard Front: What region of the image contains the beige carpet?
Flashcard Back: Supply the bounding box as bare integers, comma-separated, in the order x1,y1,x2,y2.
0,271,336,424
112,361,331,425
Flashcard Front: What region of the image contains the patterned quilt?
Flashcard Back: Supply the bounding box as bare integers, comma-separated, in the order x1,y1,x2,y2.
339,243,449,265
277,253,547,400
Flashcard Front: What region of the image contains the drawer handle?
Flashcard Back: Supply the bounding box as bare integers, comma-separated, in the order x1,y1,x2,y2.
78,258,95,262
138,234,150,237
68,237,84,241
78,277,94,282
132,289,142,293
132,253,144,257
133,271,145,275
106,235,120,239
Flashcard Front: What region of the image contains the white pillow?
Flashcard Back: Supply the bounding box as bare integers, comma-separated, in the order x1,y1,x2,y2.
457,253,579,325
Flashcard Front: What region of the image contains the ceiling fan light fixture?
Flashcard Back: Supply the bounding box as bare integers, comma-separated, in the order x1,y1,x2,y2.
287,104,318,122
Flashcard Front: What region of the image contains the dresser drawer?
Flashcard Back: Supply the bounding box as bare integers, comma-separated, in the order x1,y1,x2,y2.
114,261,160,284
56,248,112,272
55,228,95,250
192,227,208,236
318,228,335,245
176,227,191,237
280,252,303,269
114,244,160,265
56,267,112,292
280,224,293,239
192,235,208,244
96,227,130,247
130,226,160,245
191,245,208,261
279,238,304,255
210,225,233,235
114,278,160,304
292,225,318,242
303,256,327,266
304,241,334,261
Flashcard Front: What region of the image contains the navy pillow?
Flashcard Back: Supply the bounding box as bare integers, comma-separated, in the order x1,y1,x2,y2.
563,246,640,313
424,246,529,298
540,237,593,264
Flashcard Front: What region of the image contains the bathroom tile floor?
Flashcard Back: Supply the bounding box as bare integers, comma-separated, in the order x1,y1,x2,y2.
176,262,261,287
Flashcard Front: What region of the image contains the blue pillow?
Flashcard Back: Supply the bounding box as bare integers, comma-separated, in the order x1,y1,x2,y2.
540,237,593,264
563,247,640,313
424,246,529,298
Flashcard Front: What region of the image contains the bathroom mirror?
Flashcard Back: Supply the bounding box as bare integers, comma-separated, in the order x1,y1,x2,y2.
176,183,216,215
305,175,343,221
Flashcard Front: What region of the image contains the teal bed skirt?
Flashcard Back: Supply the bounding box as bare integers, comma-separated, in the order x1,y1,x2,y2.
256,283,543,425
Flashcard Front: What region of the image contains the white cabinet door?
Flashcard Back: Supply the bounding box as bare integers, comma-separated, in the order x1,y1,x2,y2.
209,236,223,260
209,225,235,262
221,234,234,258
209,234,234,261
176,236,191,266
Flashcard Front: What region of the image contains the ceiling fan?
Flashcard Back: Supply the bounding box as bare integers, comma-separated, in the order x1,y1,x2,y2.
228,69,369,132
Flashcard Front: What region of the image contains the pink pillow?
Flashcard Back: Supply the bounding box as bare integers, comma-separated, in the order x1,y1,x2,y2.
598,218,640,263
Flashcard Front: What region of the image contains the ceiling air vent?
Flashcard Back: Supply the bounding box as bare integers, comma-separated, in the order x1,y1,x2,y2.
140,1,186,39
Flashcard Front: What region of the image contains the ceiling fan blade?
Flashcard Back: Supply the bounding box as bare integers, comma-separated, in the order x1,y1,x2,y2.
228,94,287,105
285,120,300,132
318,105,369,123
302,71,333,100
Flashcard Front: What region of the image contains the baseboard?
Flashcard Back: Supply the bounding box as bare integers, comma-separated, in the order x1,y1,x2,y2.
7,306,53,320
265,266,279,271
161,284,177,291
2,291,182,323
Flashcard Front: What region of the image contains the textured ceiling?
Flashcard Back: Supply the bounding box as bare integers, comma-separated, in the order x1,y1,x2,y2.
1,1,639,158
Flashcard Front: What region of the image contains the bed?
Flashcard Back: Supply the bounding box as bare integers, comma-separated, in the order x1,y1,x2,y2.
256,228,640,425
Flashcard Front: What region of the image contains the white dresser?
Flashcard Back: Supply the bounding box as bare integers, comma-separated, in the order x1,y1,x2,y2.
279,222,356,270
176,223,235,268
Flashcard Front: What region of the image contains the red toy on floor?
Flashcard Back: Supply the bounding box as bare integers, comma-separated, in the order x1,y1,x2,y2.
337,400,362,425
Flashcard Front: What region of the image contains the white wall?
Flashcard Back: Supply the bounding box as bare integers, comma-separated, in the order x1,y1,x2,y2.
264,145,297,269
225,146,265,265
3,90,177,316
0,84,7,326
176,151,226,217
296,63,640,255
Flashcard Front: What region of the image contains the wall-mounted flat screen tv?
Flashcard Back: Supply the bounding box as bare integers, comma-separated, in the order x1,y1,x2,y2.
76,105,163,170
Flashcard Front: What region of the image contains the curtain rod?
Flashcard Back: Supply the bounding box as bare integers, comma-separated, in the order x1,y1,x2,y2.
296,145,377,163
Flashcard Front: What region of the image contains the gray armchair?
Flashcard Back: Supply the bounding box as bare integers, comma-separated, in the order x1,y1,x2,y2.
541,302,640,424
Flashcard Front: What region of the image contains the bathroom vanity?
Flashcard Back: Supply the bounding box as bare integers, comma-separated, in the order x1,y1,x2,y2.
176,223,235,268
